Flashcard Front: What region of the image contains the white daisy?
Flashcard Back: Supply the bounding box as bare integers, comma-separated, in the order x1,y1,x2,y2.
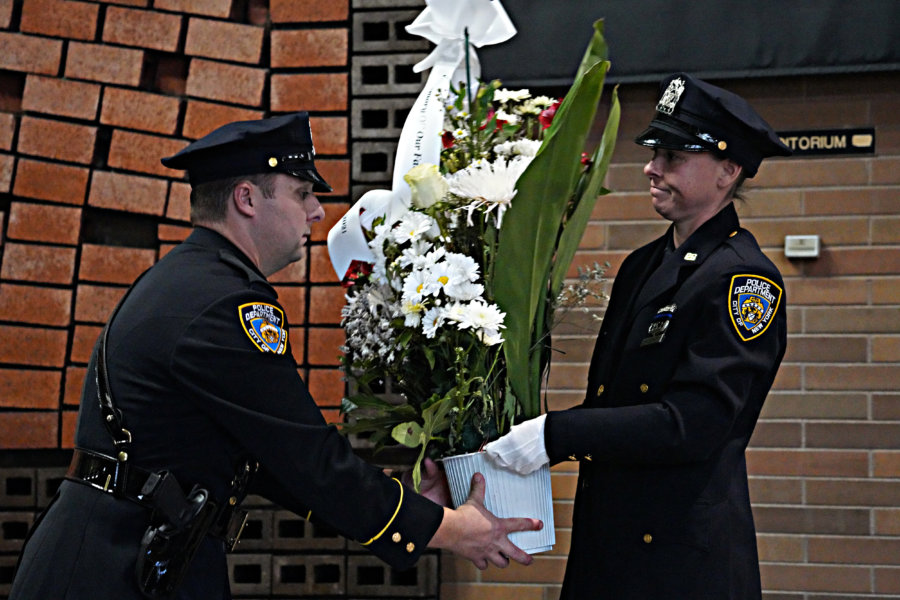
494,88,531,104
466,300,506,332
391,212,435,245
495,108,519,125
447,157,533,228
422,306,445,338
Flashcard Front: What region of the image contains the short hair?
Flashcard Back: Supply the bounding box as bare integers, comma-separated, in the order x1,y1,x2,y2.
189,173,278,224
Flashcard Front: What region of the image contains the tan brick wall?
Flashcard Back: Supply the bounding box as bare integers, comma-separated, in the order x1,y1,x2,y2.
0,2,897,598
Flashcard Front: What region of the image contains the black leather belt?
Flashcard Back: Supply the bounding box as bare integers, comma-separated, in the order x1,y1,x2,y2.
66,448,249,550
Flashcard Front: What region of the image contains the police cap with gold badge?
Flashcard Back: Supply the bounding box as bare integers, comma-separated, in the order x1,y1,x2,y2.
161,112,333,192
635,72,791,177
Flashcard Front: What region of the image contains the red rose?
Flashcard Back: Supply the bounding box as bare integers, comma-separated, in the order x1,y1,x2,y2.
342,260,374,288
442,130,455,149
539,98,563,129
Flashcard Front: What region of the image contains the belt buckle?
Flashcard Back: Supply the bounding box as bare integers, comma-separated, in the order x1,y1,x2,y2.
224,508,249,552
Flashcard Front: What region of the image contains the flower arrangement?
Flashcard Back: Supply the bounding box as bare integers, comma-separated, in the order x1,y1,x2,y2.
340,21,620,489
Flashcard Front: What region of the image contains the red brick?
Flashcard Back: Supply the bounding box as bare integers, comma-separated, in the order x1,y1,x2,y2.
0,283,72,326
288,330,305,365
807,479,900,507
185,18,264,64
20,0,99,40
269,258,306,283
0,368,61,409
62,409,78,448
308,285,345,324
312,201,349,243
875,566,900,595
64,366,86,406
271,29,347,68
805,187,900,216
100,87,180,135
873,216,900,244
760,563,870,593
7,200,82,245
306,367,344,407
74,284,126,324
273,285,305,323
306,327,344,366
271,73,348,113
807,422,900,449
314,159,349,196
103,6,183,52
153,0,231,17
873,336,900,362
17,116,96,164
0,153,13,193
108,130,187,177
0,325,68,367
78,244,156,284
70,324,102,363
12,158,89,205
22,75,101,120
65,42,144,86
182,100,263,140
308,244,338,283
806,307,900,333
270,0,348,22
784,277,868,305
185,59,266,106
309,117,347,156
762,392,868,420
0,32,63,75
872,157,900,184
0,243,77,284
88,170,168,215
782,335,867,363
157,223,191,242
0,412,58,448
746,449,868,477
806,366,900,392
875,508,900,535
873,451,900,478
0,0,12,26
0,113,15,150
873,278,900,305
166,181,192,221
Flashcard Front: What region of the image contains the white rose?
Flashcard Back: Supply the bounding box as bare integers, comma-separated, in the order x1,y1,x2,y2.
404,163,449,209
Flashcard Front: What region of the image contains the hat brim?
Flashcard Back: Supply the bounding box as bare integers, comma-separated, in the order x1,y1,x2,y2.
634,119,716,153
286,167,333,194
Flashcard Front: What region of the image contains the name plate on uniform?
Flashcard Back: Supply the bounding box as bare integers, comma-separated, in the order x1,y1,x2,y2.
777,128,875,156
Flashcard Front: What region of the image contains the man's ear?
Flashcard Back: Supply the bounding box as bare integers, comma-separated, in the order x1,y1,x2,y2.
232,181,256,217
718,159,743,190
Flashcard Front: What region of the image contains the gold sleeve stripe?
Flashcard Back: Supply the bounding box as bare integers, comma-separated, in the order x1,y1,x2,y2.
306,510,312,521
361,478,403,546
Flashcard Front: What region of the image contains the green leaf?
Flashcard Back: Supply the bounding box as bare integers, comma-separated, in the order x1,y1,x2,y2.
494,20,614,419
549,86,621,299
392,421,425,448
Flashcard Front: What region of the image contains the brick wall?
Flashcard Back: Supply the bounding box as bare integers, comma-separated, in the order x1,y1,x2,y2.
0,1,898,598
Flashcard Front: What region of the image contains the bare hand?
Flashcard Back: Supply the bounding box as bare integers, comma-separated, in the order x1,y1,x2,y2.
417,458,452,507
428,472,543,570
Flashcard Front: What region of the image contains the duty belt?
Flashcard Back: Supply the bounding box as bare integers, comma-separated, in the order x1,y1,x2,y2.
66,448,250,551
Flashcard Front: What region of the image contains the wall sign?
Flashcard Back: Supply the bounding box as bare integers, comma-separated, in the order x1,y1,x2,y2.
777,128,875,156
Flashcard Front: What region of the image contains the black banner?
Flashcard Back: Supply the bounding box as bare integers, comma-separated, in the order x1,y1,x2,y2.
777,128,875,156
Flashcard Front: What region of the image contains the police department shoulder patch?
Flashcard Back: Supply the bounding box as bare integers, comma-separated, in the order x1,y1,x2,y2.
728,274,782,341
239,302,288,354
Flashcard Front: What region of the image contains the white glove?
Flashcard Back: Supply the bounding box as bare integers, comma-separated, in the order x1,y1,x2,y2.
484,414,549,475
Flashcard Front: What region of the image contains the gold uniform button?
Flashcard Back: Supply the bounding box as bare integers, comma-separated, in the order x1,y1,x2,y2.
228,496,237,506
717,140,727,151
406,542,415,553
268,157,279,167
640,384,649,393
596,384,605,396
568,454,578,461
729,230,738,238
391,532,401,543
643,533,653,544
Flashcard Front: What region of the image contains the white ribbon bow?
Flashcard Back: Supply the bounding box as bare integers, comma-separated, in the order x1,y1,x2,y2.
326,0,516,279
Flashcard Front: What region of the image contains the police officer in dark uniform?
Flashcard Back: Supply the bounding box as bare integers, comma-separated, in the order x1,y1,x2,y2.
485,73,792,599
9,113,540,600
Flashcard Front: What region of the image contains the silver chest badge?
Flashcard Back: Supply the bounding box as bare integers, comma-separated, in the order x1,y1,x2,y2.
657,77,686,115
641,303,677,347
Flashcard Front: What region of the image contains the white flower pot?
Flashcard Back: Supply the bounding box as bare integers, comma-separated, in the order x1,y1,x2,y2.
442,451,555,554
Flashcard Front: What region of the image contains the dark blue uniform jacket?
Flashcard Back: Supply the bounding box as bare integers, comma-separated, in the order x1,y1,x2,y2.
10,227,442,599
546,203,787,600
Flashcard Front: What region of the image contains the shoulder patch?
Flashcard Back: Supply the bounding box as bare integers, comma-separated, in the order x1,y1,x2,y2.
728,274,782,341
239,302,288,354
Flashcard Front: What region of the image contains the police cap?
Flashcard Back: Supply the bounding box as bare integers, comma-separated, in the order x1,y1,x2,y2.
161,112,333,192
635,73,791,177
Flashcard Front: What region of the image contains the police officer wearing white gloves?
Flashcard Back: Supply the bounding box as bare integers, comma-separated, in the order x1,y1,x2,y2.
486,73,791,600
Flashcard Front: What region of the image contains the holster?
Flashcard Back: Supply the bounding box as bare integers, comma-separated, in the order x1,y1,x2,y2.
135,473,217,599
